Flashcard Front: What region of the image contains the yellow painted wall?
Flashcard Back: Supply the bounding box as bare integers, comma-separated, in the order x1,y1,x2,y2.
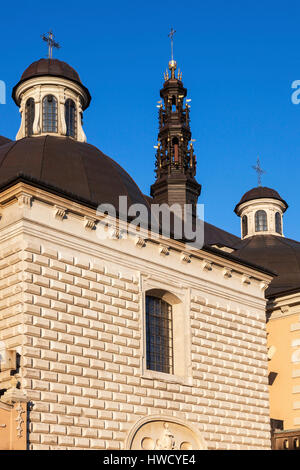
267,312,300,430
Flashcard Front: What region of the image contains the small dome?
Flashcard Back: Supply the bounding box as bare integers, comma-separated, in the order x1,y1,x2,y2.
235,186,288,214
0,136,12,146
12,59,91,109
21,58,81,84
0,136,151,211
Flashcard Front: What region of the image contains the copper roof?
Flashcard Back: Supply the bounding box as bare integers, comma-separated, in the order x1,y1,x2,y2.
235,186,288,213
0,136,12,146
12,59,91,109
0,136,150,211
21,58,81,83
233,235,300,297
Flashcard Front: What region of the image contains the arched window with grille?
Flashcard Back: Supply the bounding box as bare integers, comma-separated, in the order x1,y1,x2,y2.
65,99,76,138
242,215,248,237
42,95,57,133
255,210,268,232
146,295,173,374
275,212,282,234
25,98,35,136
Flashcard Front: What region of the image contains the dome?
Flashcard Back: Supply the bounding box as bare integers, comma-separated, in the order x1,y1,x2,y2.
0,136,12,146
234,235,300,297
235,186,288,213
20,58,81,83
12,59,91,109
0,136,150,212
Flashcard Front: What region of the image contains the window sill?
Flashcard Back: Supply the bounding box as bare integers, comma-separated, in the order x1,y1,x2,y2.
141,369,193,386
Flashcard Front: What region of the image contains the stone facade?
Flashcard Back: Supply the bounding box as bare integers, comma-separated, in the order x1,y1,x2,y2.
0,182,273,450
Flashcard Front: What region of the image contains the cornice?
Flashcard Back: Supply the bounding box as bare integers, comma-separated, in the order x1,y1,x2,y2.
0,183,273,301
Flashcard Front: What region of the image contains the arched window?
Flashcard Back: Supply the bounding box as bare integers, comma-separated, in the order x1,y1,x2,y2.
42,95,57,133
242,215,248,237
255,210,268,232
65,99,76,138
25,98,35,136
146,295,173,374
275,212,282,234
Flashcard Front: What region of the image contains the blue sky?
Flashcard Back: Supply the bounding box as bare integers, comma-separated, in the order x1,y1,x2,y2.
1,0,300,240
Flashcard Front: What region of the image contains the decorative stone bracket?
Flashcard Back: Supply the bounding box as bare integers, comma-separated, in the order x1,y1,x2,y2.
17,192,33,208
84,216,97,231
159,245,170,256
53,205,67,221
181,252,191,264
135,236,146,248
201,259,212,271
223,267,232,279
260,280,270,292
241,274,251,286
110,227,123,239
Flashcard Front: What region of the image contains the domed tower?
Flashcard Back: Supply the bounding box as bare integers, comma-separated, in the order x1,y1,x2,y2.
150,52,201,216
12,58,91,142
0,54,150,211
234,187,288,239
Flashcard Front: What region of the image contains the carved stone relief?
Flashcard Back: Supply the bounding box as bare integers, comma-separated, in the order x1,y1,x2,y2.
128,418,207,450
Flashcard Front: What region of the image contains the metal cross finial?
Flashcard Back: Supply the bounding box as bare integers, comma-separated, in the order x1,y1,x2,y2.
168,28,176,61
252,156,266,187
41,30,60,59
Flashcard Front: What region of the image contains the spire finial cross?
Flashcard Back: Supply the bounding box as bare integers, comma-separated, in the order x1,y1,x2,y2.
168,28,176,61
252,156,266,187
41,30,61,59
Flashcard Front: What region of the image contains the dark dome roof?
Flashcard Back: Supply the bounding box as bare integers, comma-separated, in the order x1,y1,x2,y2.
12,59,91,109
235,186,288,213
0,136,150,212
234,235,300,297
21,58,81,84
0,136,12,146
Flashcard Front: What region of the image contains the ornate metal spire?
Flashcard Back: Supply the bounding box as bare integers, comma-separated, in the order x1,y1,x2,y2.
151,36,201,212
41,30,60,59
168,28,177,79
168,28,176,61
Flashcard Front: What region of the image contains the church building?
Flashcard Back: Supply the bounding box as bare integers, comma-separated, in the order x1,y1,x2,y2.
0,38,298,450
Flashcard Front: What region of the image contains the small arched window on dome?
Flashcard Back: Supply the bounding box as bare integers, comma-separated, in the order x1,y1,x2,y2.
65,99,76,138
275,212,282,234
242,215,248,237
25,98,35,136
146,295,173,374
42,95,57,133
255,210,268,232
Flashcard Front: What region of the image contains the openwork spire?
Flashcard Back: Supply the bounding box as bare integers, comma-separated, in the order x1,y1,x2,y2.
151,34,201,212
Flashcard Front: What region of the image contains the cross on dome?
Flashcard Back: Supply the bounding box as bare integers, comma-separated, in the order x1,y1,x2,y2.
252,156,266,187
168,28,176,62
41,30,61,59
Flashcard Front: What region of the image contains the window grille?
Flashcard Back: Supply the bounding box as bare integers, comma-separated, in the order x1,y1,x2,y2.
43,95,57,133
242,215,248,237
255,210,267,232
275,212,282,234
65,99,76,138
25,98,35,136
146,296,173,374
